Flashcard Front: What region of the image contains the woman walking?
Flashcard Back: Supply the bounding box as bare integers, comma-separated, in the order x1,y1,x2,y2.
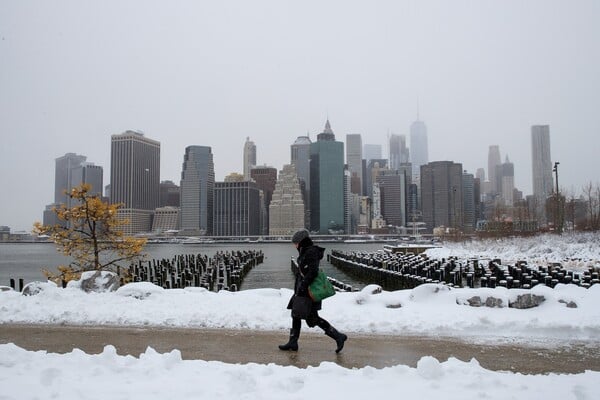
279,229,347,353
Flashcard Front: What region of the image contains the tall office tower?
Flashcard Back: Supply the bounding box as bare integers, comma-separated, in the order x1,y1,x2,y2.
363,144,382,162
251,166,278,234
531,125,553,223
407,183,419,220
291,135,312,227
213,181,261,236
110,130,160,234
475,168,487,200
42,204,61,226
371,183,386,229
462,172,476,233
361,159,368,196
179,146,215,235
71,163,103,197
159,180,180,208
365,159,388,198
389,134,409,170
410,119,428,181
376,169,407,228
55,153,87,206
269,164,305,236
358,196,372,233
346,134,363,195
420,161,464,233
309,120,345,234
243,137,256,180
344,167,353,234
60,161,105,224
487,145,501,196
500,156,515,207
474,177,483,221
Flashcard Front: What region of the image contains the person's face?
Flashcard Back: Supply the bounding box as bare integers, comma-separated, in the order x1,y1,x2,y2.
294,242,299,249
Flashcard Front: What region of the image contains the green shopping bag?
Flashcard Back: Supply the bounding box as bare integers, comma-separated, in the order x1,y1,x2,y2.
308,270,336,301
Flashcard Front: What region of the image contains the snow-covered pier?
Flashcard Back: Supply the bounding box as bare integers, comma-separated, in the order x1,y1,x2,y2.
128,250,264,291
329,249,599,291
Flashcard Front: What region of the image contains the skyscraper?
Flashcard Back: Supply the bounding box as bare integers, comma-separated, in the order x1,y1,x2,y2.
55,153,87,206
420,161,463,233
346,134,363,195
70,162,103,201
291,135,312,223
180,146,215,235
310,120,345,234
365,159,388,199
487,145,501,196
243,137,256,180
110,130,160,234
531,125,553,223
410,119,428,181
251,166,278,234
213,181,261,236
389,134,409,170
463,172,476,233
159,180,180,208
376,169,407,228
500,156,515,207
531,126,553,197
269,164,305,236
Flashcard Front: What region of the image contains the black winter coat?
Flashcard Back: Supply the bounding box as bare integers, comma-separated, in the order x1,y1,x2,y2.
287,237,325,312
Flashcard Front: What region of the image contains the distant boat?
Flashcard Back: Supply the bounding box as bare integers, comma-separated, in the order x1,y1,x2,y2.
181,238,215,244
344,239,368,243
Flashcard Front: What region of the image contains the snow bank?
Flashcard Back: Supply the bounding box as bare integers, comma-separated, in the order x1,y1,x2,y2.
2,282,599,342
0,343,597,400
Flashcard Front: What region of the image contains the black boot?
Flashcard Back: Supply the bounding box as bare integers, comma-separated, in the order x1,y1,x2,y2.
325,326,347,353
278,328,299,351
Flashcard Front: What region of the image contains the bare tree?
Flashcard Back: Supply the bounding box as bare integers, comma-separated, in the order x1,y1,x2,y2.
582,182,600,231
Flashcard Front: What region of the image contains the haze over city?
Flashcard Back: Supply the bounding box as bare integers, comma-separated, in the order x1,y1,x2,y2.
1,0,599,231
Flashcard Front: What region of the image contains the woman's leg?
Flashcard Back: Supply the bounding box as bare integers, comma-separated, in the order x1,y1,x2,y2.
279,317,301,351
314,313,347,353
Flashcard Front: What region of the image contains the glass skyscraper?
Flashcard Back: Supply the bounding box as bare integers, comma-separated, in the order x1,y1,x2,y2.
309,120,345,234
180,146,214,235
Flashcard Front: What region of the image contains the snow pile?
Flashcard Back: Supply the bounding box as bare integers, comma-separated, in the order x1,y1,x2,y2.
0,343,597,400
426,233,600,270
2,282,599,341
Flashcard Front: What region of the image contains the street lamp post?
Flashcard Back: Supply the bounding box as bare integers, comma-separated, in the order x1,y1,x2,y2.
553,162,561,233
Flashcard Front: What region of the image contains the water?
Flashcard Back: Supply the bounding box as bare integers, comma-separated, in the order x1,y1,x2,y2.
0,242,385,290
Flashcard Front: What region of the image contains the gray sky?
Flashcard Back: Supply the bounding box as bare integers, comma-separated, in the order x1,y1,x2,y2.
1,0,599,231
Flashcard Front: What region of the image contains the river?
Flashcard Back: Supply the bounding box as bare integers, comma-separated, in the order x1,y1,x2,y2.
0,242,385,290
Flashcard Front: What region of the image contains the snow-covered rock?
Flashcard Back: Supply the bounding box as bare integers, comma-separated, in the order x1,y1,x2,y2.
67,271,119,293
509,293,546,309
116,282,165,299
21,281,58,296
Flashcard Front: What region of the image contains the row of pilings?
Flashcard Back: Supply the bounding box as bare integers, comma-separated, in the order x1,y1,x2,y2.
329,250,599,291
128,250,264,292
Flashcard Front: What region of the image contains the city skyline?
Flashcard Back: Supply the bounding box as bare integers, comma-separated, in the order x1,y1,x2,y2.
1,1,599,231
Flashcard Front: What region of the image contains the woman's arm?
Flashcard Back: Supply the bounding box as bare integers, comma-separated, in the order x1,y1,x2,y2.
298,247,320,295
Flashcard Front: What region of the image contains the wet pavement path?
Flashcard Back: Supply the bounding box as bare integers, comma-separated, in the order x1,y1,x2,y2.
1,324,598,374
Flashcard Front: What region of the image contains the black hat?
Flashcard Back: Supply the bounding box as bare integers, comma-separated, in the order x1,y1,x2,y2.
291,229,310,244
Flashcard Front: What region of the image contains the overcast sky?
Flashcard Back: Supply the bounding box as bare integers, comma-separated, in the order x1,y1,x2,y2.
1,0,599,231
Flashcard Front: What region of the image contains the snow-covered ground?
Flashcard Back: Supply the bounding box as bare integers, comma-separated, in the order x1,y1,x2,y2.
1,342,597,400
1,233,599,399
